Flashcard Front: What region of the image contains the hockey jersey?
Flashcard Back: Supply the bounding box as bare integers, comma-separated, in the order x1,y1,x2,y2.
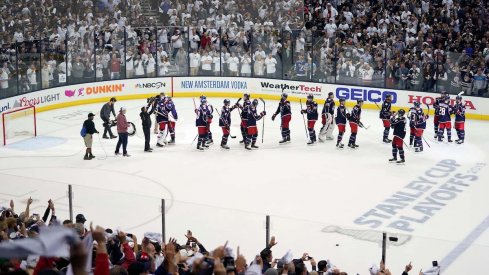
437,102,452,123
453,103,465,122
322,98,335,115
240,99,252,120
390,116,407,139
195,106,210,127
219,105,237,127
305,101,318,120
335,105,348,125
434,96,444,116
414,108,427,129
247,105,265,127
274,99,291,117
348,105,362,123
379,100,392,119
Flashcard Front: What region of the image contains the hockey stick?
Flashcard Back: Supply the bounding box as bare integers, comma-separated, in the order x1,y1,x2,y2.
358,121,370,130
374,101,381,110
215,108,236,139
259,98,266,143
299,99,310,140
422,103,431,148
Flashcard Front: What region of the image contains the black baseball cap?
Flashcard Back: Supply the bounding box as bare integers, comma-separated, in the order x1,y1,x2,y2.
75,214,86,223
110,97,117,102
88,113,95,117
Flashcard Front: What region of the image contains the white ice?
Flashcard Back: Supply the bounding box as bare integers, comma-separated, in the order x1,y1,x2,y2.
1,97,488,275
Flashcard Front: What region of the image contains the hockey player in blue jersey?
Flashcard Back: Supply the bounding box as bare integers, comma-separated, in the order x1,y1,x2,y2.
433,91,448,138
195,98,210,151
453,95,466,144
335,98,348,148
348,99,364,148
272,93,292,144
380,94,395,143
245,99,266,150
389,109,407,164
301,94,319,145
165,97,178,144
200,95,215,145
437,96,453,142
237,93,252,144
408,103,417,146
319,92,335,141
219,99,237,149
413,101,429,152
155,97,170,147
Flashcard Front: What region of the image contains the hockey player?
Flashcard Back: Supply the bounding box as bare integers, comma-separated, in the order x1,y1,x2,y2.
237,93,252,143
335,98,348,148
219,99,237,149
348,99,363,148
155,97,169,147
389,109,407,164
319,92,335,141
379,94,395,143
408,103,417,146
301,94,318,145
437,96,453,142
152,93,166,134
271,93,292,144
245,99,266,150
453,95,466,144
433,91,447,138
413,101,429,152
195,98,210,151
200,95,215,145
165,97,178,144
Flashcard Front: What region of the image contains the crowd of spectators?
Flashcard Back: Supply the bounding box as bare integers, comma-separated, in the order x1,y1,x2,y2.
0,198,440,275
303,0,489,95
0,0,489,99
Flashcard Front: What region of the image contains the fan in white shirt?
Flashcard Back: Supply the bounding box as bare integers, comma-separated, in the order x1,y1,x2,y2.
201,52,213,75
189,50,201,76
227,52,240,76
264,54,277,77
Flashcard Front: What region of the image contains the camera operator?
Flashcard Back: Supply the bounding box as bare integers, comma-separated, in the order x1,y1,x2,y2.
100,97,117,139
140,102,155,152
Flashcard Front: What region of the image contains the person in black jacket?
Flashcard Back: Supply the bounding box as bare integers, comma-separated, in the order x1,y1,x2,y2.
100,97,117,139
140,105,154,152
83,113,99,160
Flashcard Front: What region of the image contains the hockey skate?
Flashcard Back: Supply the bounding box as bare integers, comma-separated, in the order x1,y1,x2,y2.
456,139,464,144
221,144,230,150
383,138,392,143
389,158,397,162
396,159,405,164
336,143,344,148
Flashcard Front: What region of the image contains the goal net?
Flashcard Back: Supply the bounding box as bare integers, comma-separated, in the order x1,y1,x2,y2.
2,106,37,145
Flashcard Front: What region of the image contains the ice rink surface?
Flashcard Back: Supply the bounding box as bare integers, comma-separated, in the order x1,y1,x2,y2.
1,97,488,274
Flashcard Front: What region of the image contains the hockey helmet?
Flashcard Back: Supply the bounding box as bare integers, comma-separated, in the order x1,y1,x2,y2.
339,98,346,104
307,94,314,100
357,99,364,104
244,93,250,99
398,109,406,116
252,99,258,106
224,99,231,105
281,93,288,99
200,95,207,100
456,95,462,101
328,92,334,97
413,101,421,108
200,98,207,105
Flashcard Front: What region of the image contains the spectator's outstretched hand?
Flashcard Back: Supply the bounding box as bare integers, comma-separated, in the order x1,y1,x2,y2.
269,236,278,247
405,262,412,273
236,246,247,273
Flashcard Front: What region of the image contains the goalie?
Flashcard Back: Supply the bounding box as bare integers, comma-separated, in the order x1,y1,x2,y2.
319,92,335,142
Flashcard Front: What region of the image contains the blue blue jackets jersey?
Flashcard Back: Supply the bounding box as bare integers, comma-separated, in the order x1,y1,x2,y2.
408,107,417,128
437,102,452,122
434,96,444,115
379,101,392,119
157,100,178,122
240,100,251,120
219,105,236,127
348,105,362,123
305,101,318,120
414,108,427,129
322,98,335,115
295,60,307,76
274,99,291,117
390,116,407,139
195,106,209,127
454,103,465,122
247,106,264,127
335,106,348,124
